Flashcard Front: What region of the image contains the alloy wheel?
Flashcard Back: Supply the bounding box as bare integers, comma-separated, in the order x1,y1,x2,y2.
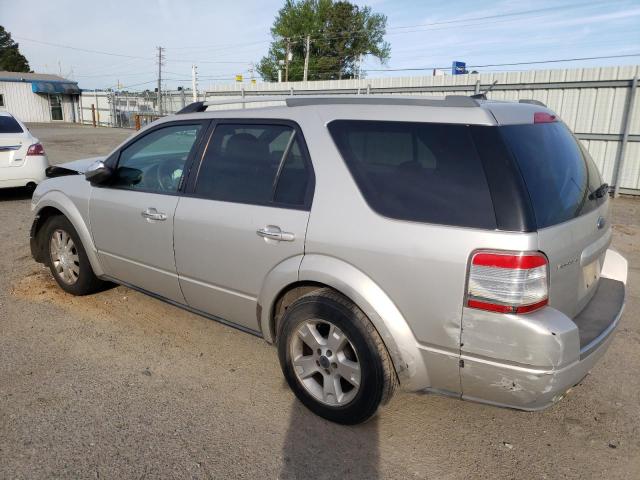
289,319,362,406
49,229,80,285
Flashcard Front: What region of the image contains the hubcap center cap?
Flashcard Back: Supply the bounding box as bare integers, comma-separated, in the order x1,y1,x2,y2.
319,355,330,369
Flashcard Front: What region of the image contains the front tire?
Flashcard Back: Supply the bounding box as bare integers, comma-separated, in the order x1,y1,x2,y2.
277,288,397,424
43,215,106,295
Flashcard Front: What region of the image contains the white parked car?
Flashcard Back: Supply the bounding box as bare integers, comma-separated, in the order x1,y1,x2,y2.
0,111,48,189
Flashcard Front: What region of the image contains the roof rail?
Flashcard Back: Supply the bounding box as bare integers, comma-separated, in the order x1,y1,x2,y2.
175,94,479,114
285,95,479,108
519,99,547,107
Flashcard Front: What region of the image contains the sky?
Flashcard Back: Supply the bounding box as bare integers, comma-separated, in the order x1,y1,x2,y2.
1,0,639,91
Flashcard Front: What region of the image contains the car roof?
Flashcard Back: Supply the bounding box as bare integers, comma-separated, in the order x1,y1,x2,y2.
164,95,556,128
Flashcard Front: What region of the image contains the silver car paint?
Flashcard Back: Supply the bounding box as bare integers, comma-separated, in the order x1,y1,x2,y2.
174,198,310,332
31,97,628,410
90,188,184,303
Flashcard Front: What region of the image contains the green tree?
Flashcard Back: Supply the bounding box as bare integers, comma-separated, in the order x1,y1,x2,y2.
257,0,389,81
0,26,31,72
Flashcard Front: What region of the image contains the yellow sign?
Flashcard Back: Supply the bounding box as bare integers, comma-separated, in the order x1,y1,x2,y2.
251,79,256,85
235,74,243,82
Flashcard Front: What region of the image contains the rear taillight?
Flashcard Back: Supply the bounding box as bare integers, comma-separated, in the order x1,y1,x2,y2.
533,112,557,123
27,143,45,156
466,251,548,314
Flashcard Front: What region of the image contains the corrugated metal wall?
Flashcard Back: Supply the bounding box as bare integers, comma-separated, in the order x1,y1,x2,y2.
204,65,640,192
0,80,79,123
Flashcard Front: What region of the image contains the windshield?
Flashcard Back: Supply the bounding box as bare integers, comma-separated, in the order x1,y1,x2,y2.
499,122,604,229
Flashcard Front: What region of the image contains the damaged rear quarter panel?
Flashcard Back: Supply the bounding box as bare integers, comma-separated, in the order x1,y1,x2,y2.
460,306,581,406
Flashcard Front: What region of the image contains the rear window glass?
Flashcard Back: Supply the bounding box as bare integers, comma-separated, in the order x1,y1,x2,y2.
328,120,496,229
0,115,23,133
500,122,604,229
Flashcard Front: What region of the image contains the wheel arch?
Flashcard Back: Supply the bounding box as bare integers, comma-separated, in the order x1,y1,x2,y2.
32,191,104,277
259,253,430,391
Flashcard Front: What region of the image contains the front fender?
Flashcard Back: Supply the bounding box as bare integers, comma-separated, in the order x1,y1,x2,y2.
297,254,429,391
32,189,104,277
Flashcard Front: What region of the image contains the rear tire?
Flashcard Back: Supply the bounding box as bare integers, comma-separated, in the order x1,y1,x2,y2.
277,288,397,424
43,215,106,295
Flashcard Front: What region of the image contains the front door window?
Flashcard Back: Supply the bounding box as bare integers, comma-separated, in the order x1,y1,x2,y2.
112,124,203,194
50,94,63,121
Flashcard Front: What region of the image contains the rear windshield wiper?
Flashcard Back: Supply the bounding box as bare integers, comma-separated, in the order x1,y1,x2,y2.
589,183,609,200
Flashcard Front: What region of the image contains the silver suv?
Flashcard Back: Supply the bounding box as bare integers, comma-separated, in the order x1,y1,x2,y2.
30,96,628,424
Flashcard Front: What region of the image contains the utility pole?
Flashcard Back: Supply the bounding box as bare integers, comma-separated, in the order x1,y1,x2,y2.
157,46,164,115
191,64,198,102
303,35,310,82
284,38,291,82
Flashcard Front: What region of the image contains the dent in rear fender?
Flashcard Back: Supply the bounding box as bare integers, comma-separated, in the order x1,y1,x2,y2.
32,189,105,277
298,254,430,391
461,306,580,368
460,306,581,408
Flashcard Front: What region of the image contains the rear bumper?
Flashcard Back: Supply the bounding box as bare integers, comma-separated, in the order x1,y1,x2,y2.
0,155,48,187
459,249,627,411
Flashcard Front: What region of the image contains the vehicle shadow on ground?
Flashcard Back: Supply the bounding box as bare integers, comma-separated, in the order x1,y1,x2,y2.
279,401,380,480
0,187,33,201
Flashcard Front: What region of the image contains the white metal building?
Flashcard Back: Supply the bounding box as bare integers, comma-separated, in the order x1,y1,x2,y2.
0,71,81,123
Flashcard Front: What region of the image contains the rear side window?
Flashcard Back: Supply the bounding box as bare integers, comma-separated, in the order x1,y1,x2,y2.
0,115,23,133
500,122,604,229
328,120,496,229
194,123,312,208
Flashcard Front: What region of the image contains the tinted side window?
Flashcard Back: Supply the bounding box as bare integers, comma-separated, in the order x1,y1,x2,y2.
113,124,202,193
195,124,311,208
0,115,23,133
328,120,496,229
273,137,310,205
500,122,602,228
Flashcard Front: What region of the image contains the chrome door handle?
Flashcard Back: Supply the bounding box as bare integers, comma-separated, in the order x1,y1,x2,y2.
141,208,167,221
256,225,295,242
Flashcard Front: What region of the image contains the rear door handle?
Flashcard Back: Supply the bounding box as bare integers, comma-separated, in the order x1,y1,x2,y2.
257,225,295,242
141,208,167,221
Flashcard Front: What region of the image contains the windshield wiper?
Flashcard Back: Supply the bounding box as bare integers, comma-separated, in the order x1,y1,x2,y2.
589,183,609,200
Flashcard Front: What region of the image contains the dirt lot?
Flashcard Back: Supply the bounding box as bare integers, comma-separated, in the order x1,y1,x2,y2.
1,123,639,479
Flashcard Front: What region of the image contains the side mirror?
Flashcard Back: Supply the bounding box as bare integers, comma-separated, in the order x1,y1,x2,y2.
85,160,113,185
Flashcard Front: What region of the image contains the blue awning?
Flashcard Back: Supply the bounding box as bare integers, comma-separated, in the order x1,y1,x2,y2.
32,81,80,94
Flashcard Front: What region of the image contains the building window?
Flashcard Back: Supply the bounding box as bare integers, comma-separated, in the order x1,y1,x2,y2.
0,94,4,107
50,94,63,120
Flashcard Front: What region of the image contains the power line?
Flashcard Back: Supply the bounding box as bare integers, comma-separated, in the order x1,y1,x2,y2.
160,1,614,51
164,58,251,65
15,0,629,80
289,1,614,42
102,51,640,89
13,36,252,67
14,36,151,59
364,53,640,73
107,79,157,90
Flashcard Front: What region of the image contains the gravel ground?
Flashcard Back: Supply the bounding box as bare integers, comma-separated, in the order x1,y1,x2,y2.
1,124,639,479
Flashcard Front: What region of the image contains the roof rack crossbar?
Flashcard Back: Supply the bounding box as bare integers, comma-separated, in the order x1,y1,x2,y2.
175,94,480,114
